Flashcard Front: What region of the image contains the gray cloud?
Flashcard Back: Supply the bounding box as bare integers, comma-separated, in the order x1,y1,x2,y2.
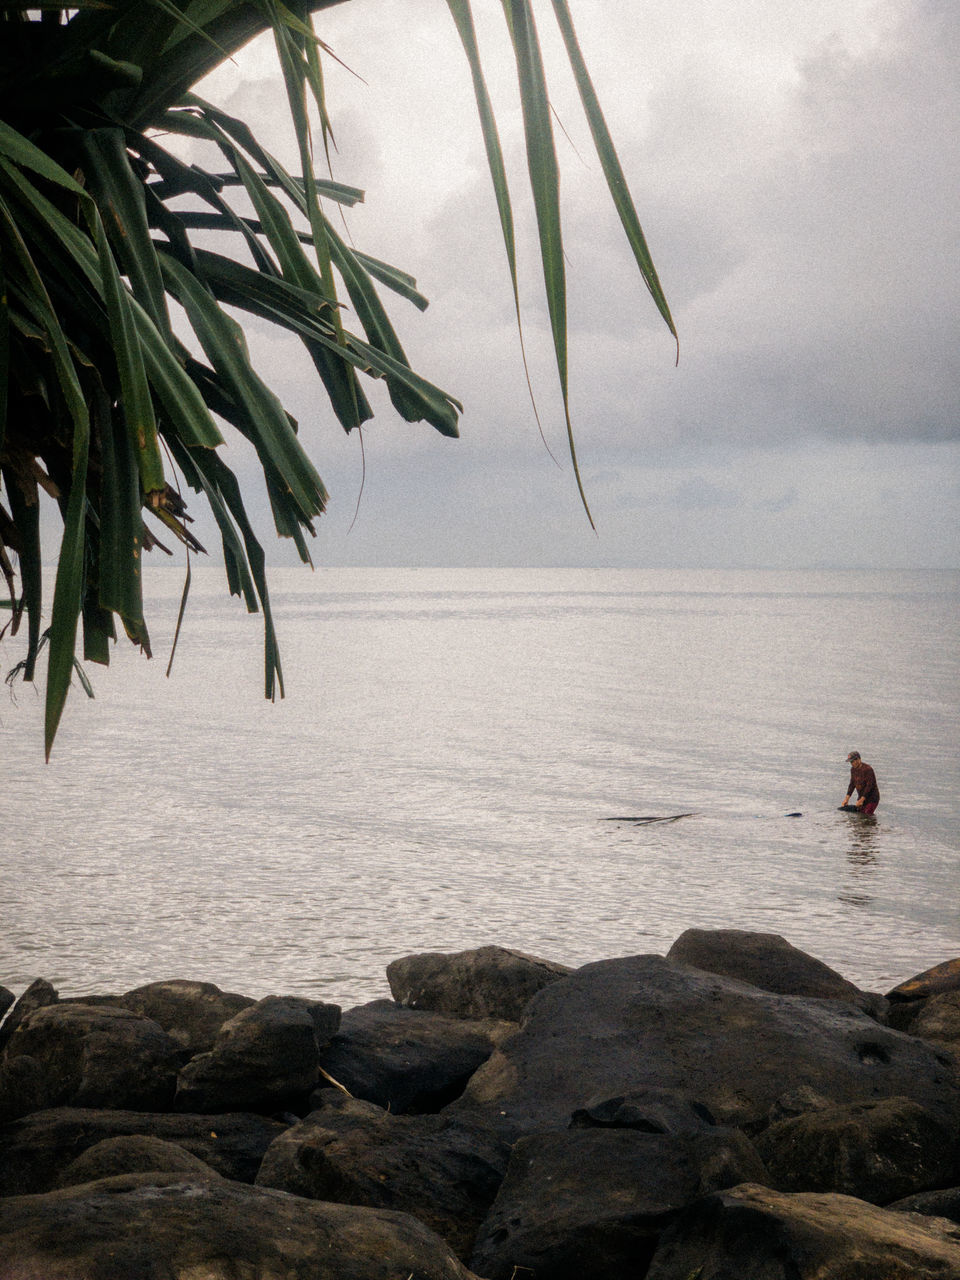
180,0,959,569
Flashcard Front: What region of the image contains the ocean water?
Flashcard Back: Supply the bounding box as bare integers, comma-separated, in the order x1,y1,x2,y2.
2,567,958,1009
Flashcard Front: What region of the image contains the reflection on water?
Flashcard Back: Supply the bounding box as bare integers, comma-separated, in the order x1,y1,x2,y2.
2,567,958,1005
838,812,879,908
845,814,879,857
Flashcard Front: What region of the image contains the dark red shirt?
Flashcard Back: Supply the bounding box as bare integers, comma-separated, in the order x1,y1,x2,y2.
849,761,879,805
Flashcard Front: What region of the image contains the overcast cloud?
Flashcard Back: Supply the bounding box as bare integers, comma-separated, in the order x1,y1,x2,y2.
189,0,959,569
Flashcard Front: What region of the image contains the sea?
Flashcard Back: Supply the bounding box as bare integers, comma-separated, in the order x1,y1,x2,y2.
2,566,958,1010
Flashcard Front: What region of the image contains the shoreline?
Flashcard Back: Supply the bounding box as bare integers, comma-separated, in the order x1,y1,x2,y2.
3,930,960,1277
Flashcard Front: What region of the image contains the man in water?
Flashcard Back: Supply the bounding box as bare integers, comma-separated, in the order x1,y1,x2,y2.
842,751,880,814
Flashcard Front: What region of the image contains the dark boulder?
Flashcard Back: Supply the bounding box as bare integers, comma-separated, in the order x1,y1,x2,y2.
445,955,960,1140
0,986,14,1025
55,1134,221,1187
569,1088,719,1133
0,1173,479,1280
174,994,340,1114
470,1126,769,1280
889,1187,960,1225
117,979,255,1055
257,1091,510,1260
0,1053,50,1122
387,945,571,1021
645,1182,960,1279
314,1000,512,1114
887,957,960,1004
0,1003,183,1119
667,928,880,1012
0,978,58,1053
0,1106,286,1193
911,991,960,1059
756,1096,959,1204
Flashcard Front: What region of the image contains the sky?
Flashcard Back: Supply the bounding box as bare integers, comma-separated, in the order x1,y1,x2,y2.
184,0,959,570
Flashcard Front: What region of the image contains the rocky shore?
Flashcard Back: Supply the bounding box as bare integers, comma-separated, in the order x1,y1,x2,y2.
2,929,960,1278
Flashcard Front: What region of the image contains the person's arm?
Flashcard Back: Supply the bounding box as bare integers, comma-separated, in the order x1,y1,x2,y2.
842,769,855,806
861,765,878,806
852,766,866,808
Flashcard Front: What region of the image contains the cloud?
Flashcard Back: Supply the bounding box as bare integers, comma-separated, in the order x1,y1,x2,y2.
671,478,741,512
175,0,959,569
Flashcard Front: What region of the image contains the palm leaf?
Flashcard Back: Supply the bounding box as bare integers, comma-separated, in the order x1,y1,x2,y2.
0,253,8,450
0,461,41,679
548,0,677,350
158,250,328,522
80,127,172,341
42,402,90,760
502,0,595,526
91,204,166,498
1,1,675,758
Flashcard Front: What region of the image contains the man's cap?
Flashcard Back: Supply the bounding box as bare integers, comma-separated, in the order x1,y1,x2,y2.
846,751,861,761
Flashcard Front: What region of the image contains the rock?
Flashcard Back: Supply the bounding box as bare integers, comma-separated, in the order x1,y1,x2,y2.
644,1183,960,1279
57,993,124,1007
0,1054,49,1122
257,1091,510,1260
0,978,58,1053
911,991,960,1059
0,1003,183,1119
0,1106,286,1193
0,1173,479,1280
888,957,960,1004
470,1126,770,1280
55,1134,221,1187
445,955,960,1140
0,986,14,1025
314,1000,512,1114
117,979,255,1055
884,999,924,1033
667,928,880,1012
387,945,571,1021
174,994,340,1114
569,1088,719,1133
889,1187,960,1225
756,1096,959,1203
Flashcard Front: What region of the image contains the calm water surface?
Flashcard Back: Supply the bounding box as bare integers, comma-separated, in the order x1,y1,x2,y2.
2,567,958,1007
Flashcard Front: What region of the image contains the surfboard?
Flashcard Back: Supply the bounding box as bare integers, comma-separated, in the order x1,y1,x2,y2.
606,811,803,822
602,813,695,824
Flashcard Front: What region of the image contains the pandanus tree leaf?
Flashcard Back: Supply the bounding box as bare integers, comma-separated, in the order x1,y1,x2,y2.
0,1,674,755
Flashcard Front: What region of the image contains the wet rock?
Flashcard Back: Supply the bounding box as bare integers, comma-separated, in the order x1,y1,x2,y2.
387,945,571,1021
0,1106,286,1193
911,990,960,1059
887,957,960,1004
470,1126,769,1280
644,1182,960,1279
314,1000,513,1114
889,1186,960,1225
0,987,14,1025
667,928,881,1012
174,994,340,1114
0,1053,49,1122
0,1173,479,1280
755,1096,959,1203
446,955,960,1141
0,1003,183,1119
117,979,255,1055
569,1088,719,1133
0,978,58,1053
257,1091,510,1260
55,1134,221,1187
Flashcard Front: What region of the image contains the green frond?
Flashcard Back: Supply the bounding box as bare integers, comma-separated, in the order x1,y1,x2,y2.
0,1,674,755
